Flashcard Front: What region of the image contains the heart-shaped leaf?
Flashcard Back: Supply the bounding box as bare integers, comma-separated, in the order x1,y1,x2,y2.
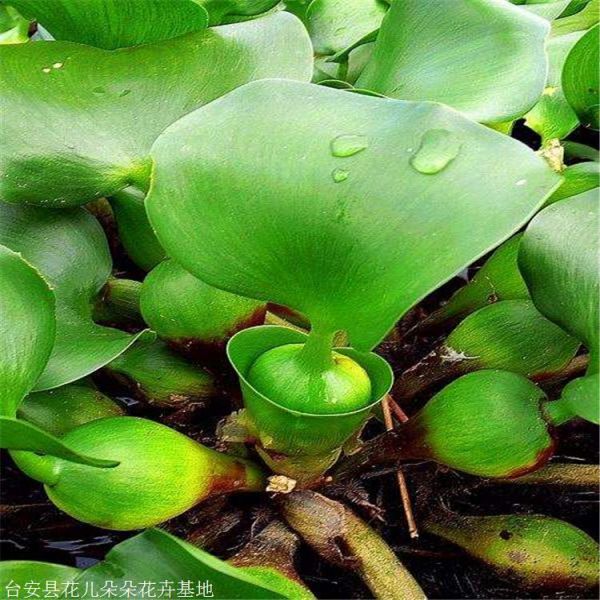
8,0,208,49
0,417,118,468
562,23,600,129
0,204,151,390
519,189,599,368
356,0,550,123
147,80,560,351
0,12,312,206
0,245,55,416
524,31,585,142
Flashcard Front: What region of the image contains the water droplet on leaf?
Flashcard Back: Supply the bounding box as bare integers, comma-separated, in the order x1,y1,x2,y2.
332,168,349,183
410,129,461,174
516,179,527,186
331,134,368,158
52,62,63,69
42,67,51,74
119,89,131,97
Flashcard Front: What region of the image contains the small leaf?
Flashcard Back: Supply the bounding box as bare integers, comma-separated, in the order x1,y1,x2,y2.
0,204,151,390
559,372,600,424
0,416,118,468
524,30,584,142
306,0,387,57
544,160,599,205
519,189,599,367
356,0,550,123
0,244,55,416
562,23,600,129
148,81,559,351
9,0,209,49
0,12,313,206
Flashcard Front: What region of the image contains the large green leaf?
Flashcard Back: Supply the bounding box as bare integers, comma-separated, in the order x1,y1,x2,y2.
0,528,292,599
8,0,208,49
562,23,599,129
519,189,599,368
0,417,117,468
514,0,572,20
552,0,598,36
148,80,560,351
0,245,55,416
0,204,150,390
0,12,312,206
356,0,549,123
524,30,584,142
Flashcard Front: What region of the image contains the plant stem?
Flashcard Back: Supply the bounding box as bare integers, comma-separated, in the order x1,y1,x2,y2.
281,491,425,600
297,327,335,373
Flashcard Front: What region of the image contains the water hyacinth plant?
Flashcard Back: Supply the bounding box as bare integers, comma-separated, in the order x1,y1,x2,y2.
0,0,598,598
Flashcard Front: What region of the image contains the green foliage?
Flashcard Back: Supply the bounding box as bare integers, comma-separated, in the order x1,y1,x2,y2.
147,80,559,352
519,189,599,369
545,160,599,204
0,245,55,416
356,0,550,122
562,23,599,128
0,204,150,390
0,528,292,599
0,12,312,206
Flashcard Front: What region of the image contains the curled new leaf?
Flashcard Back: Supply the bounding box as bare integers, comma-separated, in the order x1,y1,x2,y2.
356,0,550,123
0,204,150,390
147,80,560,352
0,12,313,206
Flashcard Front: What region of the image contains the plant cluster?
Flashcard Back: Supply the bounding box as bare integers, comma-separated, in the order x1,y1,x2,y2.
0,0,598,598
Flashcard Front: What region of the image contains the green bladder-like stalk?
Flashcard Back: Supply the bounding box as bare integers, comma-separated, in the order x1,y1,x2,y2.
228,325,392,482
12,416,265,530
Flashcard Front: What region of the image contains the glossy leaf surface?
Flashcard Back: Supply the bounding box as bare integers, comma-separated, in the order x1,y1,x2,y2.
0,204,150,390
0,245,55,416
8,0,208,49
519,189,599,366
148,80,559,351
562,23,599,128
0,12,312,206
545,160,599,204
356,0,549,122
0,417,117,468
306,0,387,57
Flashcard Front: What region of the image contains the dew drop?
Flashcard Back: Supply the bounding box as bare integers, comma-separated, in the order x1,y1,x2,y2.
330,134,368,158
332,168,349,183
516,179,527,186
42,67,51,74
52,62,63,69
410,129,461,175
